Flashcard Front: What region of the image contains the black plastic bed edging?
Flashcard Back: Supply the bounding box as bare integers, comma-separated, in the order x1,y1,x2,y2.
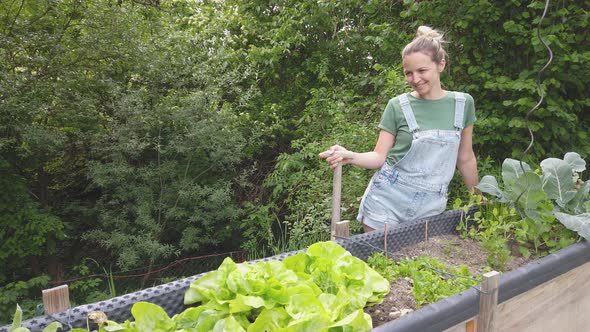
3,206,589,332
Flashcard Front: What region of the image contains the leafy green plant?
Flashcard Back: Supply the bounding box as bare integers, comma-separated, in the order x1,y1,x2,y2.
66,258,118,307
368,253,480,307
480,236,513,271
366,252,397,282
475,152,587,255
239,202,282,260
8,304,61,332
98,241,389,331
0,276,49,326
454,195,520,270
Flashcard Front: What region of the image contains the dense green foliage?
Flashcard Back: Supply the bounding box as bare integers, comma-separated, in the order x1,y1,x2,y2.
1,0,588,324
367,253,481,307
453,152,588,271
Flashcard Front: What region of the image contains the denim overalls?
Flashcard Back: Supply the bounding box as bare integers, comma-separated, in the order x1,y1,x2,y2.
357,92,466,230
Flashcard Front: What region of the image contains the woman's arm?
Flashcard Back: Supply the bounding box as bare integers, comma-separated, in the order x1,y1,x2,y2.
456,125,479,191
319,130,395,170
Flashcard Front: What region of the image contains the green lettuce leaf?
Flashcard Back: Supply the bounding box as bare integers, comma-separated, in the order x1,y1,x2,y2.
184,257,237,305
330,309,373,332
131,301,175,331
212,315,247,332
246,307,290,331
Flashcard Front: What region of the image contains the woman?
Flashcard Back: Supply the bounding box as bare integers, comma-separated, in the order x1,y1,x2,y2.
320,26,479,232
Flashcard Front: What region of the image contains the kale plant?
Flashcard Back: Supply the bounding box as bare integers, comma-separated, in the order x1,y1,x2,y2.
476,152,589,252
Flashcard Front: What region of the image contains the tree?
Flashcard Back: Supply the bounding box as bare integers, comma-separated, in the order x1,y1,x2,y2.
0,158,64,283
82,2,255,276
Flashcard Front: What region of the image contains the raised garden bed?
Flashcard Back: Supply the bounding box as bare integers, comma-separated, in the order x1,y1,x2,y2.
3,208,590,331
339,209,590,331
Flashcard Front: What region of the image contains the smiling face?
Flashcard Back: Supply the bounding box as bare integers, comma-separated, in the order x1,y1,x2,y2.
402,51,446,100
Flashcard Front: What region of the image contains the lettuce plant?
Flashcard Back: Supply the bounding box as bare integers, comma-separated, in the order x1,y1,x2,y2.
8,305,62,332
103,241,389,331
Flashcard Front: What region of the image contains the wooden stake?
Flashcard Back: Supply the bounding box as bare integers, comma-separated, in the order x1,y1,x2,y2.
335,220,349,238
384,223,388,258
331,162,343,240
42,284,70,315
477,271,500,332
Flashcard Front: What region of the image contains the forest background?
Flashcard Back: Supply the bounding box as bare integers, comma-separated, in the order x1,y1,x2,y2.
1,0,588,324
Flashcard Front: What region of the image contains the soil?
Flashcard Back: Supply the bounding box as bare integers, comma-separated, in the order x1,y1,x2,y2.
364,234,535,328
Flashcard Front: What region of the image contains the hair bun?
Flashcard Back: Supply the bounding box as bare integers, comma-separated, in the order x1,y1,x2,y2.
416,26,444,42
402,25,447,63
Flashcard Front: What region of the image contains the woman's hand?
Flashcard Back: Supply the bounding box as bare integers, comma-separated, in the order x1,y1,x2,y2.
319,145,354,169
319,131,394,170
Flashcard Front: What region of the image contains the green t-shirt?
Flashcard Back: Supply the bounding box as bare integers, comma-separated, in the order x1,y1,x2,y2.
378,91,476,166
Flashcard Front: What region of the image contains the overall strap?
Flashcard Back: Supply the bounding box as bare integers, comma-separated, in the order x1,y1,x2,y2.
398,93,419,133
454,92,466,130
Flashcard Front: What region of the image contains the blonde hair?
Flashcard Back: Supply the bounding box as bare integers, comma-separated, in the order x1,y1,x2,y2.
402,26,447,64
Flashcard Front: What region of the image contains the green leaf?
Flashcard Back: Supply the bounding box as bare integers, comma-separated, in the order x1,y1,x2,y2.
10,304,24,331
509,172,546,211
306,240,349,261
540,158,577,207
502,159,531,186
131,302,175,331
211,315,246,332
565,181,590,215
285,292,329,322
184,257,237,305
518,246,531,258
246,307,290,331
41,322,63,332
554,212,590,241
329,309,372,331
564,152,586,173
228,294,265,313
476,175,505,199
